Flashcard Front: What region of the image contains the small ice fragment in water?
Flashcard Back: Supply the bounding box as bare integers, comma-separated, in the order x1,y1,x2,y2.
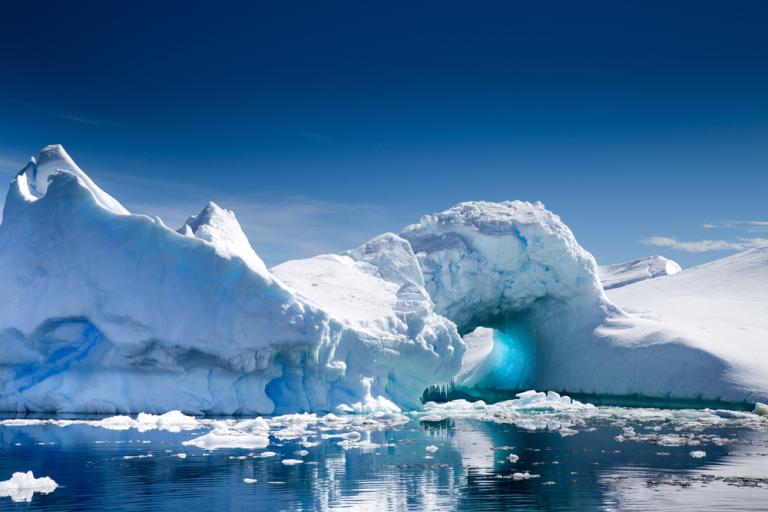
243,478,257,484
258,451,277,458
508,454,519,463
512,472,540,480
0,471,58,503
281,459,304,465
123,453,153,460
295,450,309,457
174,453,187,459
425,445,439,453
689,450,706,458
754,402,768,416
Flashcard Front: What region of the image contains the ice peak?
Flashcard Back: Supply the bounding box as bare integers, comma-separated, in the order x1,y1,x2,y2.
179,201,269,276
8,144,129,216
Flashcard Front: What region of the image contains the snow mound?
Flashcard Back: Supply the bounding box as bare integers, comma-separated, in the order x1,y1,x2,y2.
0,146,461,414
0,471,57,503
599,255,681,290
606,248,768,403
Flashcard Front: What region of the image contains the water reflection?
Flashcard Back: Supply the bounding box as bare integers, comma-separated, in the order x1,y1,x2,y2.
0,413,766,511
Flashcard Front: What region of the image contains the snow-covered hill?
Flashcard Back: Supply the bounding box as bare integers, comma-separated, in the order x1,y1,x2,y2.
606,249,768,402
599,256,682,290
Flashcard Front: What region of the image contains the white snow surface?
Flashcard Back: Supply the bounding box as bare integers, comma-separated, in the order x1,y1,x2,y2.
0,471,57,503
606,248,768,403
0,146,462,415
599,255,682,290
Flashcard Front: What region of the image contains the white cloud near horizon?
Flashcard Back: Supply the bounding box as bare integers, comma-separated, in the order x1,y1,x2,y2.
642,236,768,253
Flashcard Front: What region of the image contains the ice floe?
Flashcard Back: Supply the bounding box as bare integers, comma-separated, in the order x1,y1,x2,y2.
0,471,58,503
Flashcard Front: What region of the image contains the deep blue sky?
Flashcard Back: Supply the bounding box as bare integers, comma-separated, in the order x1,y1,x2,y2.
1,0,766,267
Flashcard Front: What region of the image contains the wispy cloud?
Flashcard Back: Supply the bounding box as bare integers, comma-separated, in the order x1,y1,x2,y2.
60,113,125,128
298,131,334,143
702,220,768,232
642,236,768,253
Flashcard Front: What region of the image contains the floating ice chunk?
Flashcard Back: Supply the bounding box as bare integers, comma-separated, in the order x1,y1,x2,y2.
512,472,540,480
182,419,269,450
123,453,153,459
258,451,277,458
183,430,269,450
689,450,706,458
419,414,446,422
174,453,187,459
754,403,768,416
294,450,309,457
134,411,201,432
0,471,58,503
508,454,519,463
243,478,257,484
281,459,303,465
425,445,439,453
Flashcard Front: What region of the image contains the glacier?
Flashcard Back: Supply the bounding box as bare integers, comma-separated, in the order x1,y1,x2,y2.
0,144,766,415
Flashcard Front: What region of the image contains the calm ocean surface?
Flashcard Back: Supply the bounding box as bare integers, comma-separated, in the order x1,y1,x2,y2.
1,411,767,511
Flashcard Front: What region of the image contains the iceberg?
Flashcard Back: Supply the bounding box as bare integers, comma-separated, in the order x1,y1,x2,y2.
402,201,768,404
0,145,462,414
0,145,766,414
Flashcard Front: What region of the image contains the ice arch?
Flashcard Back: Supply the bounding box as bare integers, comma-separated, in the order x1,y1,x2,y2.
401,202,743,404
400,201,611,391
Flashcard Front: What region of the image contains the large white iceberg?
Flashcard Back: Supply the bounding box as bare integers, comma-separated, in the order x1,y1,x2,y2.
401,201,768,404
0,145,462,414
0,145,766,414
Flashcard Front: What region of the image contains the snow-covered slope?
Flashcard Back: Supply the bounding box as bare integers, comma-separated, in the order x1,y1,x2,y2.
0,147,462,414
600,256,681,290
606,249,768,402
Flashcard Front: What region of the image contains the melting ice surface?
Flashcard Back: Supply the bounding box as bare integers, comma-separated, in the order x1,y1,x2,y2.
1,391,767,511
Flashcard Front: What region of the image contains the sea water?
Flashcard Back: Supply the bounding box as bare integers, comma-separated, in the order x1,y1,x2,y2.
0,403,766,511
